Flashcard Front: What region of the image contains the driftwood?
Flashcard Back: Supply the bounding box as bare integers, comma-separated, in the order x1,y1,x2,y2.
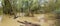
17,21,40,26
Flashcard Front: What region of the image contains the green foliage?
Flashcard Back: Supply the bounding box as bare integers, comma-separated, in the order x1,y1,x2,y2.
0,7,3,15
3,0,14,14
2,0,60,15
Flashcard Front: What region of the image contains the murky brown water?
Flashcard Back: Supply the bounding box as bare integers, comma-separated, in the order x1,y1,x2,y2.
0,13,57,26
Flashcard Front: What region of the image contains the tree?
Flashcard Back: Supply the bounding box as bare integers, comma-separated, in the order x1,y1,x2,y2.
3,0,14,15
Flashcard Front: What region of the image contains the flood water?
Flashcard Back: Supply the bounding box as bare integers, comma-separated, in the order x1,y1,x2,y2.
0,13,59,26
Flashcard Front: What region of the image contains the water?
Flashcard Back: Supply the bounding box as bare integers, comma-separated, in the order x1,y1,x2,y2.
0,15,2,22
0,13,56,26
